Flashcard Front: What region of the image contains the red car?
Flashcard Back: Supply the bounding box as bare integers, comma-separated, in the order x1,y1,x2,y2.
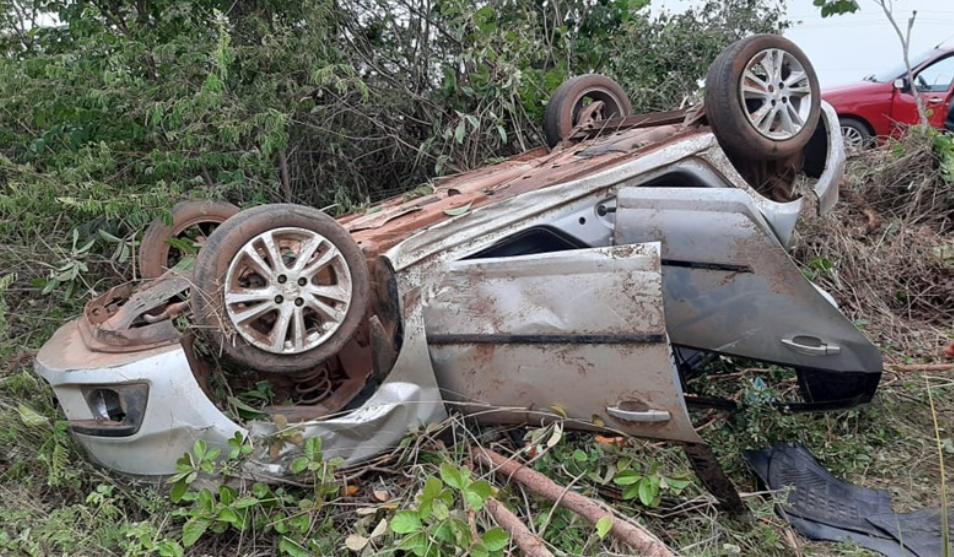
823,47,954,149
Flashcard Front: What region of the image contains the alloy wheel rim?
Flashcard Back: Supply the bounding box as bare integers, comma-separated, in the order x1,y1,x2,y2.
841,125,864,150
739,48,813,140
223,227,352,355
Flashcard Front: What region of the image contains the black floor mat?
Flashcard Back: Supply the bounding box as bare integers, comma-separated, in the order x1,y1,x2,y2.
785,515,916,557
745,444,951,557
870,508,953,557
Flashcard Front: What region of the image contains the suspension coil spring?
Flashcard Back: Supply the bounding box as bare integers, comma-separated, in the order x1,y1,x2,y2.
291,365,335,405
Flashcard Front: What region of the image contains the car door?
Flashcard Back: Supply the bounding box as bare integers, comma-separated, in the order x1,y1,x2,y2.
613,187,882,389
422,243,701,444
892,54,954,130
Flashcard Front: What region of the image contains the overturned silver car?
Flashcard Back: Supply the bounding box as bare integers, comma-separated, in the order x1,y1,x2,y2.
34,35,881,512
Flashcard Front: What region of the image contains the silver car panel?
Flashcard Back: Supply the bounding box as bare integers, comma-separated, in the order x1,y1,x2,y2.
613,187,882,373
423,243,701,444
34,321,245,475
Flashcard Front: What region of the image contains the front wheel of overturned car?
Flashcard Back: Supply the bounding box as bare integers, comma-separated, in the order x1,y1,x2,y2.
191,204,370,374
543,74,633,148
705,34,821,160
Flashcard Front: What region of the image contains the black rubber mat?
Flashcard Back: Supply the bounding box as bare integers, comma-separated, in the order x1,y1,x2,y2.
745,444,951,557
869,508,953,557
748,444,893,531
786,515,915,557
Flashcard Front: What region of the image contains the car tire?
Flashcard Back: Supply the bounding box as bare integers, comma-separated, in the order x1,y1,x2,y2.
191,204,370,374
543,74,632,148
839,117,873,152
705,34,821,160
140,200,239,278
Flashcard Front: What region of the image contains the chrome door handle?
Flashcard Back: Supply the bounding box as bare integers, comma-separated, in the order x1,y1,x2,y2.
606,406,671,423
781,335,841,356
927,97,945,105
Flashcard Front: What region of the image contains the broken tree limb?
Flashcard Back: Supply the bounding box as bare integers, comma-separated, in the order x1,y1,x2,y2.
889,363,954,373
486,498,554,557
473,447,677,557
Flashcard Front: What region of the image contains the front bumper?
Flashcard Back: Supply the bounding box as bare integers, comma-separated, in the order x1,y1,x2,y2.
34,284,447,477
34,321,244,475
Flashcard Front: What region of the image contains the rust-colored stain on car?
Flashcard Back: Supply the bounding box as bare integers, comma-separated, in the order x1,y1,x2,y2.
344,120,699,257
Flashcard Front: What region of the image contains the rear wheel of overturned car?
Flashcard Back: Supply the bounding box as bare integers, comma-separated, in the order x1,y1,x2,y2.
191,204,370,374
705,34,821,160
140,200,239,278
543,74,633,148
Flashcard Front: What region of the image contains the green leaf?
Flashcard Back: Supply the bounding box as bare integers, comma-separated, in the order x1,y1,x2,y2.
17,404,49,427
304,436,322,459
181,518,210,547
432,499,450,520
454,120,466,143
464,480,493,510
227,396,267,419
390,511,422,534
443,203,471,217
278,536,310,557
482,527,510,551
666,478,691,493
638,476,659,507
397,532,427,555
192,439,208,461
613,470,641,486
421,476,443,502
217,507,240,527
440,461,466,489
233,496,260,509
622,484,641,501
595,515,613,540
290,457,308,474
169,480,188,503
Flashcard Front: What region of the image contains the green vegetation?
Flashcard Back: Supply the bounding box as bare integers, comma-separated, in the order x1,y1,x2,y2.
1,1,952,556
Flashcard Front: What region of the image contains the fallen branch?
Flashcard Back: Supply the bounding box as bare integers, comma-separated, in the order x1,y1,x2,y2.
889,363,954,373
486,498,554,557
473,447,677,557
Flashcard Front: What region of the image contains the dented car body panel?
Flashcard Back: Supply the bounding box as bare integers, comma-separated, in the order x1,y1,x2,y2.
33,97,880,478
424,244,701,444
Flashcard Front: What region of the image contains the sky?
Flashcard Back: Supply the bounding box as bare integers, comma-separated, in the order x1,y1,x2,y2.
651,0,954,88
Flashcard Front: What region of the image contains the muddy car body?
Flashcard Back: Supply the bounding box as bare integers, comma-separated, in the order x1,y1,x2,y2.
34,35,882,506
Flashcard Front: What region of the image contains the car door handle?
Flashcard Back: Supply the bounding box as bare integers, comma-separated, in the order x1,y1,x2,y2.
927,97,945,105
781,335,841,356
606,406,671,423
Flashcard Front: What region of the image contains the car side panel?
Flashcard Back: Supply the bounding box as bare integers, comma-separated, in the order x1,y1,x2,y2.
422,243,702,444
613,187,883,376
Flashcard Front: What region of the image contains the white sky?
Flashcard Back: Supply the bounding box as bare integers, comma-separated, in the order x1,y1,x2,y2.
651,0,954,87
